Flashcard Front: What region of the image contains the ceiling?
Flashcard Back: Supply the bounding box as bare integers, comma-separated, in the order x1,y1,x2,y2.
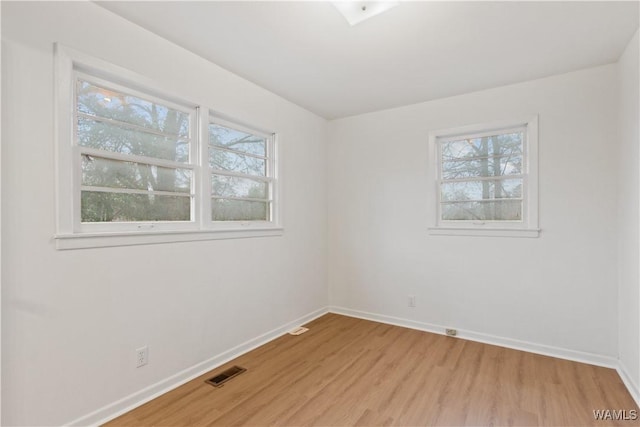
98,1,639,120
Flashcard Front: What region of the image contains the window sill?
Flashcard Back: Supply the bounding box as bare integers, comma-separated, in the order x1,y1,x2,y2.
54,227,284,250
428,227,540,238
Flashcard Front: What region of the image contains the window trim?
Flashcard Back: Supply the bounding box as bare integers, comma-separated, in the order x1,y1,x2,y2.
54,44,282,250
427,116,540,238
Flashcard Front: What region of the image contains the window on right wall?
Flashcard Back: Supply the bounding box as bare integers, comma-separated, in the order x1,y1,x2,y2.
428,116,539,237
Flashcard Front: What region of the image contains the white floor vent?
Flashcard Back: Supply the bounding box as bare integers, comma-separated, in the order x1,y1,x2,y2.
288,326,309,336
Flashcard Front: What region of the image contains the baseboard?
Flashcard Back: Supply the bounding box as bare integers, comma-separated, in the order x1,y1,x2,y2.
329,306,619,369
66,307,329,427
617,361,640,407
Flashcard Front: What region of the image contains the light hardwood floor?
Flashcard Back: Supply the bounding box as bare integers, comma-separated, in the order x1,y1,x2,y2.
106,313,639,426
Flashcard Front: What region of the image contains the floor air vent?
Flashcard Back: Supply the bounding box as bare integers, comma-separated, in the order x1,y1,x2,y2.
205,365,246,388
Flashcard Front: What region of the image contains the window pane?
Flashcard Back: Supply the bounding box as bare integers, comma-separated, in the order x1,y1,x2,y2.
82,155,191,193
210,148,265,176
442,132,522,162
81,192,190,222
209,124,266,157
442,200,522,221
442,155,521,180
212,174,267,199
441,179,522,202
212,199,268,221
77,80,189,138
441,132,523,179
78,117,189,163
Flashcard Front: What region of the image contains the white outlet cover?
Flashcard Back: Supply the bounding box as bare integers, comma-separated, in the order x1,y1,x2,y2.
332,1,399,26
136,346,148,367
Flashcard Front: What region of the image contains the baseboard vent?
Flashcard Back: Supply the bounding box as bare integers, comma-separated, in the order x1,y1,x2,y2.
288,326,309,336
205,365,246,388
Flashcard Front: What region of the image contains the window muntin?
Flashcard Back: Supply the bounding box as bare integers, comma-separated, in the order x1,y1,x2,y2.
208,121,274,222
74,74,196,226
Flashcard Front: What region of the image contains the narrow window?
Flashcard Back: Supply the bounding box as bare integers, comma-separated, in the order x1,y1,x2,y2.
208,119,276,223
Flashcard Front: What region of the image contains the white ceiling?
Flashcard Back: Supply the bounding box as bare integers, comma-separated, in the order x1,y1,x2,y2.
98,1,639,120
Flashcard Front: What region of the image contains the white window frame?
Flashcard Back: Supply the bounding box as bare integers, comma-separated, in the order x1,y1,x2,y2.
54,44,282,250
207,116,279,229
427,116,540,238
72,72,200,234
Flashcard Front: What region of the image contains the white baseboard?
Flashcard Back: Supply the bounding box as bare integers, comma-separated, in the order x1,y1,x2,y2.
329,306,619,369
617,362,640,407
67,307,329,427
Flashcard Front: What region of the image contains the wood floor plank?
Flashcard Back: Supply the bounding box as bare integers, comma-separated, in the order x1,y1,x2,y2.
105,314,639,426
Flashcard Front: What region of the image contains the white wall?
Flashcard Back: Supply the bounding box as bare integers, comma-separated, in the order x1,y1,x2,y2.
1,1,637,425
1,2,327,425
328,65,619,359
617,29,640,398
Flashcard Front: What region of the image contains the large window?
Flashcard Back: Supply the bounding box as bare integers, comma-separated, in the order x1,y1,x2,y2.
428,117,539,237
55,45,281,249
77,76,196,226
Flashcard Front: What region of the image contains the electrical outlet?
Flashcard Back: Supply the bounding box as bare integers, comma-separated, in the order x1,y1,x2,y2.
445,329,457,337
136,346,148,368
408,295,416,308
